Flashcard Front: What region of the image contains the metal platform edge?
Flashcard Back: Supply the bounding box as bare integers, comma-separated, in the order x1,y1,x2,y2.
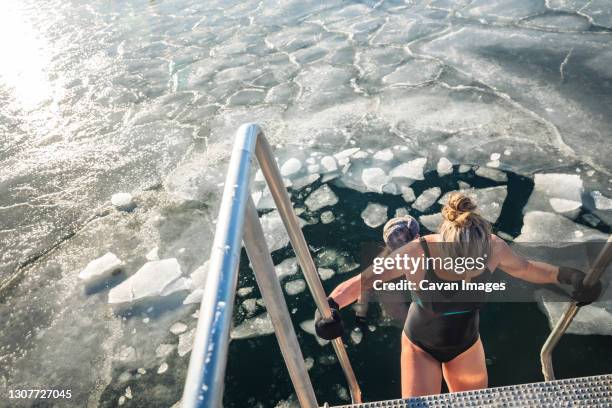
330,374,612,408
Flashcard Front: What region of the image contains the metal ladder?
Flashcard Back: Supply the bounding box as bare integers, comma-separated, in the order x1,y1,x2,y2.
181,123,612,407
181,123,361,408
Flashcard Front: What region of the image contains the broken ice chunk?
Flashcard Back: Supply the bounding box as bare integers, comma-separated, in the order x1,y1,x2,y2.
536,289,612,336
458,164,472,173
275,258,299,280
317,268,335,281
241,298,258,316
190,261,209,289
170,322,187,335
549,198,581,219
591,191,612,210
230,313,274,339
395,207,410,217
390,158,426,180
183,289,203,305
260,211,305,251
475,167,508,182
108,258,183,304
299,319,316,335
320,210,335,224
160,277,191,296
145,247,159,261
320,156,338,173
361,203,389,228
292,174,320,190
419,213,443,232
436,157,453,176
237,286,254,297
305,185,339,211
412,187,442,212
361,168,391,193
350,328,363,345
111,193,135,211
373,148,394,161
515,211,608,243
157,363,168,374
155,344,175,358
535,173,583,202
78,252,123,285
401,186,416,203
178,328,196,357
334,148,360,162
284,279,306,295
458,181,471,190
280,158,303,177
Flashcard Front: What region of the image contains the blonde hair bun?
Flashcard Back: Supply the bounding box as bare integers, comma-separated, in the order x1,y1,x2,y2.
442,192,478,228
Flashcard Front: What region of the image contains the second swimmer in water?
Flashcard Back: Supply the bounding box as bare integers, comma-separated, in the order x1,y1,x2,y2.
315,192,602,398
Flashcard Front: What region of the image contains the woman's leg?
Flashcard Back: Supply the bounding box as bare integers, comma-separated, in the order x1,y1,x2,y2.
441,337,488,393
401,333,442,398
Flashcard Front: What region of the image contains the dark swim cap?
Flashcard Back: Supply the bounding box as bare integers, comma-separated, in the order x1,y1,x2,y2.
383,216,420,250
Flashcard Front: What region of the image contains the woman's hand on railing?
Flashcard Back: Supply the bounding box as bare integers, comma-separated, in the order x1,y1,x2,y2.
315,298,344,340
557,267,603,306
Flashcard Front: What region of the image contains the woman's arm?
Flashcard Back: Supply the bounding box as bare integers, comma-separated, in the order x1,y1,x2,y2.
329,240,421,308
493,236,559,283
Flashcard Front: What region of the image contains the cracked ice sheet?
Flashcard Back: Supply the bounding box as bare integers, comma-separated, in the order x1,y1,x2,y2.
418,26,612,179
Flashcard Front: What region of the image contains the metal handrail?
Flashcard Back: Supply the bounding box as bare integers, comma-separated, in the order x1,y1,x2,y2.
182,123,362,407
540,235,612,381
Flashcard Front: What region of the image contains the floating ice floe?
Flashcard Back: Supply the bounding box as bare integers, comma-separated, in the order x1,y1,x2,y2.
458,164,472,173
304,357,314,370
320,156,338,173
299,319,329,346
280,158,303,177
458,181,471,190
260,211,306,251
190,261,209,289
401,186,416,203
145,247,159,261
412,187,442,212
160,277,191,297
170,322,187,335
155,344,175,358
334,148,360,162
78,252,123,286
111,193,135,211
275,258,299,280
284,279,306,295
436,157,453,176
515,211,608,243
230,312,274,340
439,186,508,223
157,363,168,374
292,174,320,190
304,185,338,211
390,158,426,180
419,213,443,232
183,289,203,305
475,167,507,182
591,191,612,210
536,288,612,336
320,210,335,224
524,173,584,215
350,328,363,345
317,268,335,281
373,148,394,162
549,198,582,219
361,203,388,228
178,328,195,357
237,287,254,298
241,298,258,316
395,207,410,217
361,168,391,193
108,258,184,304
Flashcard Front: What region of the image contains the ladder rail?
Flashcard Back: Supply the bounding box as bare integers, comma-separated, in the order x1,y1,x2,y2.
182,123,362,407
540,235,612,381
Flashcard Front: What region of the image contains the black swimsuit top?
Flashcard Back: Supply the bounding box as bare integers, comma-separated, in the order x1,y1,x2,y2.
412,237,492,316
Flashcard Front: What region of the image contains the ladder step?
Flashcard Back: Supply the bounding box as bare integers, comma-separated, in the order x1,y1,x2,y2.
330,374,612,407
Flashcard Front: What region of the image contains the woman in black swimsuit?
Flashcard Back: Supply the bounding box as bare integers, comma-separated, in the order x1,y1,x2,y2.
316,192,602,397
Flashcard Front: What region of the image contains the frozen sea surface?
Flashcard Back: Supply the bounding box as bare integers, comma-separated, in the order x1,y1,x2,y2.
1,0,612,406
